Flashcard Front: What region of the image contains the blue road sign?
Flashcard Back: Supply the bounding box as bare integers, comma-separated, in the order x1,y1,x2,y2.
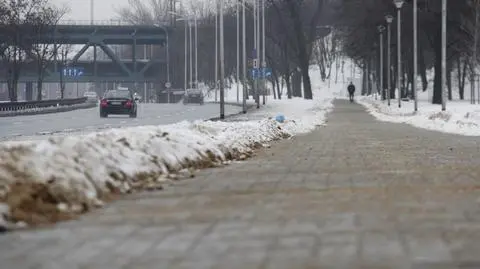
251,67,272,79
62,67,84,77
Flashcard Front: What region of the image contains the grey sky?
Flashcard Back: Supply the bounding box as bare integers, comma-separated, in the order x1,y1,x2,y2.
51,0,130,21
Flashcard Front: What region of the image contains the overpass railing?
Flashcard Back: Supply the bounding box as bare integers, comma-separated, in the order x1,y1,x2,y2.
59,19,131,26
58,19,171,26
0,97,88,112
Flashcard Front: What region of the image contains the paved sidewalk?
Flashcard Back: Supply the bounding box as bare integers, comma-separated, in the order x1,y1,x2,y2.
2,100,480,269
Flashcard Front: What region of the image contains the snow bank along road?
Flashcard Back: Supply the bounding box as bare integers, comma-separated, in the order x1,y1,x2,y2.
0,103,243,140
0,93,335,230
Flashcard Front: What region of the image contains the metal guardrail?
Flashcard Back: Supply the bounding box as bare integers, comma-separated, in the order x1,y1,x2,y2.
58,20,170,26
0,97,88,112
59,19,130,26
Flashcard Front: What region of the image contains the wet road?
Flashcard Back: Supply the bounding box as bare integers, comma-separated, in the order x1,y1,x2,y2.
0,103,241,140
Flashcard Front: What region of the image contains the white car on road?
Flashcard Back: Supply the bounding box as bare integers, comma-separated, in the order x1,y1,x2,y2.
83,91,99,104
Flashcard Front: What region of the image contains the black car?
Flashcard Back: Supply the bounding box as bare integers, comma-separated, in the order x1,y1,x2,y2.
100,90,138,118
183,89,204,105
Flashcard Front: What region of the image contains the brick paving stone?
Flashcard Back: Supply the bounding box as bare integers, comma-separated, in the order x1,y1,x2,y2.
2,100,480,269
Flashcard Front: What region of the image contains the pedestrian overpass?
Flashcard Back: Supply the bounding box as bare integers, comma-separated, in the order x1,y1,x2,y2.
0,20,171,83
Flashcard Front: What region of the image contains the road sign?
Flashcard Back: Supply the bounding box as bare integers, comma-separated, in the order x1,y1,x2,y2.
251,67,272,79
165,82,171,88
253,59,259,68
62,67,84,77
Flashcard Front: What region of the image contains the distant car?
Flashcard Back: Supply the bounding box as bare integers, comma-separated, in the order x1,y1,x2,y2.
183,89,204,105
100,90,138,118
83,91,98,103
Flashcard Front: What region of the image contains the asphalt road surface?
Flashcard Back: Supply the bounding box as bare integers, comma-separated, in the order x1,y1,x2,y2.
0,103,242,141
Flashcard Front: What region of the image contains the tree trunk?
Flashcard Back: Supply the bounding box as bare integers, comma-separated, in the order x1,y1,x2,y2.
286,75,292,99
419,40,428,92
37,79,43,101
367,60,372,95
390,65,396,99
25,82,33,101
447,60,452,101
361,63,367,95
274,72,281,99
457,57,467,100
432,33,442,104
285,0,313,99
300,62,312,99
272,80,277,99
407,57,413,98
292,70,302,97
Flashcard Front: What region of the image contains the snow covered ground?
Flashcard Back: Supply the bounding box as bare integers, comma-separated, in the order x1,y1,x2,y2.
357,87,480,136
0,66,340,229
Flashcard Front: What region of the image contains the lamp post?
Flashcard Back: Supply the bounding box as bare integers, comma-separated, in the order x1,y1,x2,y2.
215,0,218,102
262,0,266,105
413,0,418,112
154,24,171,103
90,0,94,25
194,16,198,89
385,15,393,106
236,0,240,103
219,0,225,119
441,0,447,111
256,0,260,109
189,20,193,89
473,0,479,105
242,0,247,113
393,0,404,108
184,19,187,92
378,25,385,101
172,14,189,98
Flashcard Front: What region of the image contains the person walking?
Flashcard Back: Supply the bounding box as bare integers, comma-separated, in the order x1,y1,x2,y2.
347,82,356,103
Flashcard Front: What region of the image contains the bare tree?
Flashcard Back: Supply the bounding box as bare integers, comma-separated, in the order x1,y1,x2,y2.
28,4,69,101
58,45,72,99
116,0,171,24
0,0,58,101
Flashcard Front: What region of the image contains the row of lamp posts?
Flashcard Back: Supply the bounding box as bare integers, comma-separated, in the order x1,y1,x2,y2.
215,0,266,118
377,0,447,112
172,0,267,119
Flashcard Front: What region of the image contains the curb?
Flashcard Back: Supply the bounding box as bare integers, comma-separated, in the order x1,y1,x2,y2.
0,103,97,117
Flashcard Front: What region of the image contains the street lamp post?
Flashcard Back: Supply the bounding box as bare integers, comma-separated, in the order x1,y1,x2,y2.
189,19,193,89
253,0,258,107
90,0,94,25
236,0,240,103
385,15,393,106
195,16,198,89
242,0,247,113
219,0,225,119
378,25,385,101
262,0,266,105
184,19,187,92
413,0,418,111
215,0,218,102
256,0,260,109
441,0,447,111
393,0,404,108
166,29,170,104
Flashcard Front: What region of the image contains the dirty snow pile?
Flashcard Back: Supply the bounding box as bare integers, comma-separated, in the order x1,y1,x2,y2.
358,91,480,136
0,87,335,228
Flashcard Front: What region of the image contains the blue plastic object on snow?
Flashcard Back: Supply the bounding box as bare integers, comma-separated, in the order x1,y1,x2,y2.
275,114,285,123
